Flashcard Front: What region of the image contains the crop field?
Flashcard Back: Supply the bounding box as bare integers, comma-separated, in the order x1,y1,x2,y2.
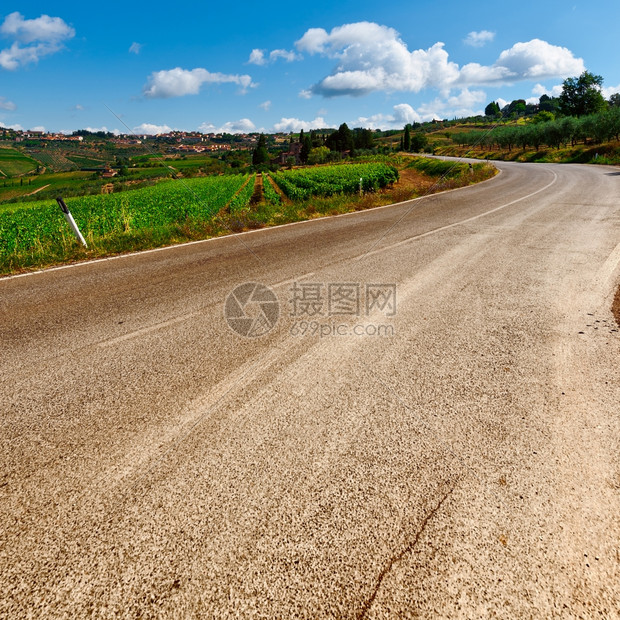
0,174,253,266
0,148,39,177
270,162,399,201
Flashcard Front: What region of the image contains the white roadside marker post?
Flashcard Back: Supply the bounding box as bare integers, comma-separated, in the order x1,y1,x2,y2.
57,197,88,248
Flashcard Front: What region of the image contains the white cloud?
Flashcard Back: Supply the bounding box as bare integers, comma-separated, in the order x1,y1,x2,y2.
129,42,142,55
143,67,256,98
295,22,459,97
0,96,16,110
1,12,74,43
531,83,563,98
248,49,266,65
84,126,120,135
30,125,45,132
219,118,256,133
199,118,256,134
464,30,495,47
0,12,74,70
259,100,271,111
295,22,584,97
298,89,312,99
492,39,584,81
393,103,422,124
417,88,487,120
602,83,620,99
269,49,299,62
352,103,423,130
132,123,173,135
248,47,299,65
0,122,22,130
272,117,334,132
354,90,488,129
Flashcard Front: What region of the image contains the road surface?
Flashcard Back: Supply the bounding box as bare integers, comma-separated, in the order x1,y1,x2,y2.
1,161,619,617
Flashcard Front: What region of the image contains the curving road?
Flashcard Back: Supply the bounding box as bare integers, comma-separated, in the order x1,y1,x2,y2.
1,161,619,617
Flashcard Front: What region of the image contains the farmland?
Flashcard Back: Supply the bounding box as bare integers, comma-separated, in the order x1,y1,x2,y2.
0,159,495,274
0,174,253,272
270,162,398,200
0,148,38,177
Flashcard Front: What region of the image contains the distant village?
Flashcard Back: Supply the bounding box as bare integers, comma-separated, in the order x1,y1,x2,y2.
0,126,291,154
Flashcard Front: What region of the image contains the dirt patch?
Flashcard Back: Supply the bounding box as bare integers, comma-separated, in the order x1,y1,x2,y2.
613,285,620,327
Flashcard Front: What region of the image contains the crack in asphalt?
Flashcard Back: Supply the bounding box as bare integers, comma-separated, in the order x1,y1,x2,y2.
357,485,457,619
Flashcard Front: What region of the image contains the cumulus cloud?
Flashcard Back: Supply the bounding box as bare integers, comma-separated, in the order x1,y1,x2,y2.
0,12,74,70
296,22,459,97
84,126,121,135
259,100,271,111
464,30,495,47
531,83,564,98
417,88,487,120
272,117,334,132
1,12,74,43
0,122,22,130
602,83,620,99
133,123,173,135
143,67,256,98
352,103,422,130
352,90,487,129
248,48,299,65
0,96,16,110
295,22,584,98
129,42,142,55
492,39,584,81
198,118,256,134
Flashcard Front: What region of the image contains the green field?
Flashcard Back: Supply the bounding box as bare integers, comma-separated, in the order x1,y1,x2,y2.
271,162,399,200
0,174,253,271
0,148,39,177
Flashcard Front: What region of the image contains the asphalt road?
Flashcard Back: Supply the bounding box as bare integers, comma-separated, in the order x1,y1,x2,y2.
1,161,619,618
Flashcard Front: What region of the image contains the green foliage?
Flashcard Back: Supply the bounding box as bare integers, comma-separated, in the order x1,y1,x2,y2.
403,125,412,151
326,123,355,153
271,163,398,201
538,94,560,114
0,174,249,260
559,71,607,117
449,106,620,151
252,134,270,166
410,132,429,152
532,111,555,124
227,175,256,212
262,177,281,206
307,146,330,165
0,148,38,177
485,101,500,117
407,157,473,178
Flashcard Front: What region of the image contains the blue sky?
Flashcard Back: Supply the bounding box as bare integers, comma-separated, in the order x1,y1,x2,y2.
1,1,619,134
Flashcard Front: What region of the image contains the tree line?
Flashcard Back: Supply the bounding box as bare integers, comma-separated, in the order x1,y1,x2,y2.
450,71,620,152
451,107,620,152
